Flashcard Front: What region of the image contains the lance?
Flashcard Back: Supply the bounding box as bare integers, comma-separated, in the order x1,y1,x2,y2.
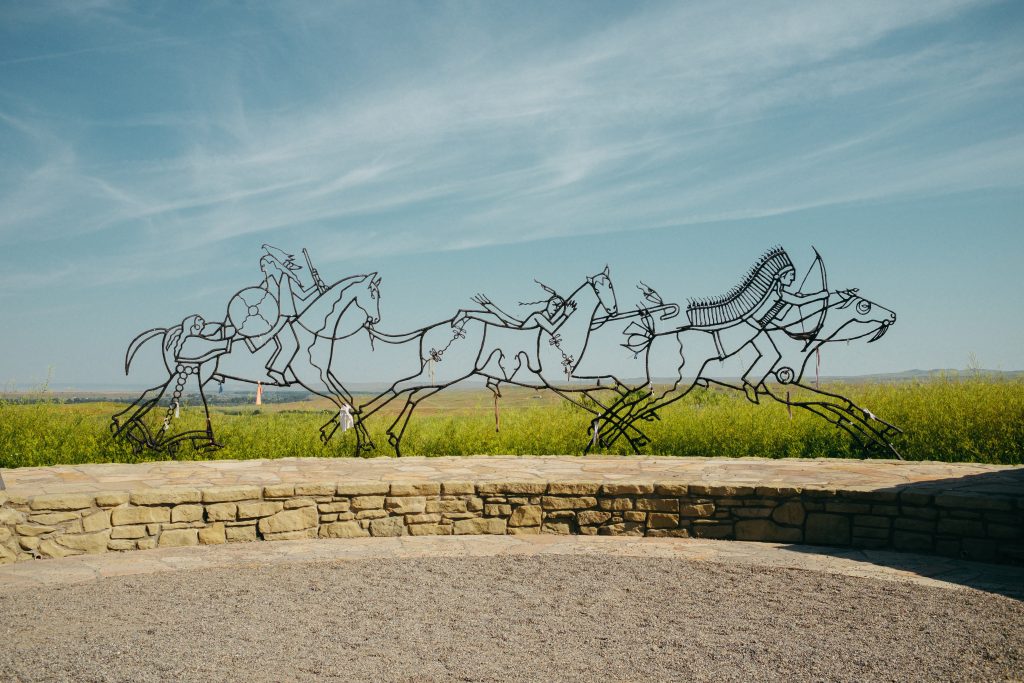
303,248,327,295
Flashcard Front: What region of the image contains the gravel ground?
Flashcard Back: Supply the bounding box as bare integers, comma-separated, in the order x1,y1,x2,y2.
2,555,1021,682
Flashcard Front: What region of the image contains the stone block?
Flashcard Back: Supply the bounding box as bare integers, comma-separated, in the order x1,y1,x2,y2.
237,501,284,519
771,502,805,526
467,497,484,512
94,491,130,507
406,513,442,524
159,529,199,547
111,525,148,539
902,506,938,520
258,506,319,535
735,519,802,542
199,523,226,545
654,483,688,496
293,482,336,496
16,524,54,537
508,505,542,527
484,504,512,517
408,524,453,536
679,503,715,518
935,493,1013,512
108,540,137,552
427,499,466,514
171,505,204,523
577,510,611,526
543,522,573,535
598,522,643,537
547,511,576,520
893,531,933,552
351,496,386,511
987,523,1022,539
690,520,733,539
648,513,679,529
130,487,201,506
853,515,891,529
647,529,691,538
541,496,596,511
871,505,899,516
29,512,79,525
755,486,802,497
385,497,427,515
320,521,370,538
805,513,850,545
263,484,295,498
825,501,871,514
29,493,94,511
264,528,318,541
733,507,773,519
201,486,261,503
476,482,547,495
894,518,935,533
453,517,507,535
19,536,39,552
389,482,441,497
547,482,601,495
225,525,257,543
0,508,26,525
624,511,646,522
441,481,475,495
111,506,170,526
852,526,889,540
356,509,389,520
601,483,655,495
205,503,237,521
284,498,316,509
317,501,351,514
80,510,111,533
336,482,389,496
369,516,406,537
598,497,634,511
38,539,82,558
937,518,985,537
635,498,678,513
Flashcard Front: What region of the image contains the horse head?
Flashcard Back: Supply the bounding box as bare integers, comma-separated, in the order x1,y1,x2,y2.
353,273,382,326
818,288,896,344
586,265,618,317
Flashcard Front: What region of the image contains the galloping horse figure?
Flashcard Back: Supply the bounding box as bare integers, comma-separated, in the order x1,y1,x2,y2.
355,266,625,456
112,272,382,454
594,285,902,457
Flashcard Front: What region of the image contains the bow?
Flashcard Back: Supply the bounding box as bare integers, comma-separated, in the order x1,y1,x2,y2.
796,247,828,345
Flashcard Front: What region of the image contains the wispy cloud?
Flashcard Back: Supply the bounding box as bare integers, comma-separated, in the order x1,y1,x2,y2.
1,0,1021,290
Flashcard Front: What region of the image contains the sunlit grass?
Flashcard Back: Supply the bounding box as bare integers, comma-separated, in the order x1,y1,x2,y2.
1,377,1021,468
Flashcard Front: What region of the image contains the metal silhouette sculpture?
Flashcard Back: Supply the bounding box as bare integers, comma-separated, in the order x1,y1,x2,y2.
112,245,380,454
113,244,902,458
597,246,902,457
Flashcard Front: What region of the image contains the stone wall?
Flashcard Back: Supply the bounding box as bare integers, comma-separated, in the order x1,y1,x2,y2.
1,481,1021,565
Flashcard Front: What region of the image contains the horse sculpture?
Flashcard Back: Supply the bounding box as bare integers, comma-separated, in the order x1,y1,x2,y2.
112,272,382,453
353,266,627,455
593,286,902,457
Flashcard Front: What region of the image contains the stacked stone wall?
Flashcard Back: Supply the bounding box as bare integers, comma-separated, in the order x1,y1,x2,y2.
1,482,1021,565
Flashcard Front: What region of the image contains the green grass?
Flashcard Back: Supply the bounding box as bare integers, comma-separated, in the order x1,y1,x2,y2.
1,377,1022,468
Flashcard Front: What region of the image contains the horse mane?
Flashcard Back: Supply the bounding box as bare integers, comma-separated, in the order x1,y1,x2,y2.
686,246,793,327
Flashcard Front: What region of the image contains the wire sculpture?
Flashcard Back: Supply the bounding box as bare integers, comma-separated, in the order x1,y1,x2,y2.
112,244,902,458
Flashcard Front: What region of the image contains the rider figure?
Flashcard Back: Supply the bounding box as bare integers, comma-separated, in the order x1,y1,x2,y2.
742,261,828,403
454,281,576,338
246,247,318,385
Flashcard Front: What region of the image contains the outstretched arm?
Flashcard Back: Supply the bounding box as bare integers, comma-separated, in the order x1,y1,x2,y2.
780,289,828,306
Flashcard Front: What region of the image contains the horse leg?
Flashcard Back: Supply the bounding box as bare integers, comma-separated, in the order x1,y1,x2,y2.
111,382,168,435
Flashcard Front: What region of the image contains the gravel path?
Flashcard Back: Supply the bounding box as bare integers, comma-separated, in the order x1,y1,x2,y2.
2,554,1022,682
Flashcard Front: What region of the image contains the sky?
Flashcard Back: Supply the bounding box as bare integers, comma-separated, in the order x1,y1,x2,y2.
1,0,1022,390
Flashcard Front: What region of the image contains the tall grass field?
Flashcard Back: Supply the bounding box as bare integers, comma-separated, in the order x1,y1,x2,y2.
1,377,1021,468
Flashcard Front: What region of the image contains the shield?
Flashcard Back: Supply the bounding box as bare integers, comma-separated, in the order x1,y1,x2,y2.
228,286,280,338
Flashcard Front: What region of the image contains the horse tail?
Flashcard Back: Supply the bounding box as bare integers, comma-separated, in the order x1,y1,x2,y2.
125,328,167,375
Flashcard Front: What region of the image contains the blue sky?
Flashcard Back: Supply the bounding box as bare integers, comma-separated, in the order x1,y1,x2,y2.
1,0,1022,389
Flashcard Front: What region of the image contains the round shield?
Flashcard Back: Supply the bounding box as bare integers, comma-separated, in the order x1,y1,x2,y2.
228,287,280,338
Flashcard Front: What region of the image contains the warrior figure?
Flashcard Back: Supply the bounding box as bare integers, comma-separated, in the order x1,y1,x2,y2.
454,280,577,338
245,245,319,385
